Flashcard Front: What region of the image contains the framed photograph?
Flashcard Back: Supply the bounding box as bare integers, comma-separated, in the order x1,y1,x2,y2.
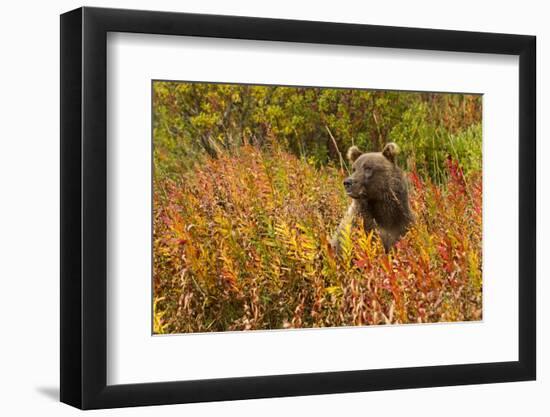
60,6,536,410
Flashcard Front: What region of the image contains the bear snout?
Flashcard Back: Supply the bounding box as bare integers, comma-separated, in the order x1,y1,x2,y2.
343,178,353,189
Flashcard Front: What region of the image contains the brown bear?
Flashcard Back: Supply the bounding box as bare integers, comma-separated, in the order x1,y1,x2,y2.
331,142,413,253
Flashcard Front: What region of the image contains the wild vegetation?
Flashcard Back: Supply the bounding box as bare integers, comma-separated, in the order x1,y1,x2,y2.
153,82,482,333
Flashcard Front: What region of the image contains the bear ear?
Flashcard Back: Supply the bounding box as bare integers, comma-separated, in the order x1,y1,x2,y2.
382,142,399,163
347,146,363,163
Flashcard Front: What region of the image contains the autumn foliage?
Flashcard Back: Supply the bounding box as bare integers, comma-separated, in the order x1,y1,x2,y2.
153,144,482,333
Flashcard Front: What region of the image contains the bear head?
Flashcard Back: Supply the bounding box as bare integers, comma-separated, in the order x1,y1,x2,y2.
343,143,400,199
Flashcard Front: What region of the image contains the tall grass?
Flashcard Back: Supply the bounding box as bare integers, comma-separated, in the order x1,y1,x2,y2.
153,144,482,333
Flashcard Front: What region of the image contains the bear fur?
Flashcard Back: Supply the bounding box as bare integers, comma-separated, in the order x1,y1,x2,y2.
331,142,413,253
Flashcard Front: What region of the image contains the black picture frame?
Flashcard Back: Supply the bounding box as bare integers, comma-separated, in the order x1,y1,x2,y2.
60,6,536,410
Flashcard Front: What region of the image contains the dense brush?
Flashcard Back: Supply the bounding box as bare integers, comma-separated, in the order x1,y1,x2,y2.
153,146,482,333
